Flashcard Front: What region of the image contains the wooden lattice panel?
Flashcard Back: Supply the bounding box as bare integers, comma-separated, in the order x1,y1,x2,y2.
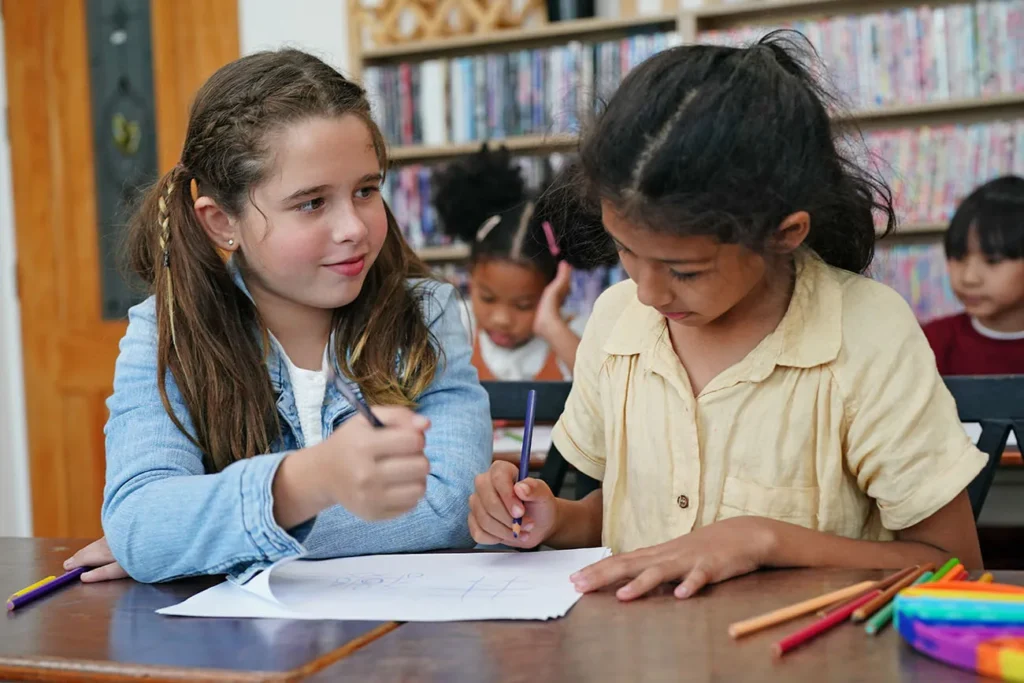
350,0,548,48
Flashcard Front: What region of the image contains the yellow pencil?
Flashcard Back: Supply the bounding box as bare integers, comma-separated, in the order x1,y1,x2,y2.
8,575,56,601
978,573,995,584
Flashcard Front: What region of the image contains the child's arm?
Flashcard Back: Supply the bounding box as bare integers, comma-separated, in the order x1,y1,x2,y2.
538,318,583,372
762,490,980,570
570,492,979,601
533,262,582,370
292,283,492,555
103,286,490,584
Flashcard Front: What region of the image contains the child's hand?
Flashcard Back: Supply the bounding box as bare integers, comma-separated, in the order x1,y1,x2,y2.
570,517,776,600
468,461,558,548
319,406,431,521
533,261,573,338
64,537,129,582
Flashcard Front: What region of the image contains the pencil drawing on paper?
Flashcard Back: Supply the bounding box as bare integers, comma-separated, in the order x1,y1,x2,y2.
327,572,533,601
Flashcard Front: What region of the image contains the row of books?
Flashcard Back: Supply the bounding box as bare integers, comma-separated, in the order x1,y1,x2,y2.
383,154,569,249
699,0,1024,110
861,119,1024,226
363,32,679,147
870,243,961,322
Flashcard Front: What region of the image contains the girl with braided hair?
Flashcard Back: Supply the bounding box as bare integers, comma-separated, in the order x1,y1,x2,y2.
63,49,491,583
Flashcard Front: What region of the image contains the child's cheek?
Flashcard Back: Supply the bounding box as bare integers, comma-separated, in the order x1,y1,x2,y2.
263,230,326,277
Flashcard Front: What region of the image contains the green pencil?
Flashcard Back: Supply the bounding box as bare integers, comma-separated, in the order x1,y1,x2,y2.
931,557,960,582
864,570,934,635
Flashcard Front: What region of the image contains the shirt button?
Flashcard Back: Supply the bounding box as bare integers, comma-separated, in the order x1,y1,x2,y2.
676,494,689,509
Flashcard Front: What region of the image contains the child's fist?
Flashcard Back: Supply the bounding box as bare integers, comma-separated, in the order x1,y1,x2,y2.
468,461,557,548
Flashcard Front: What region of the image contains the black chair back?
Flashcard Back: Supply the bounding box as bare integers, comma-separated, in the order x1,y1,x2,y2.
480,381,597,497
943,375,1024,519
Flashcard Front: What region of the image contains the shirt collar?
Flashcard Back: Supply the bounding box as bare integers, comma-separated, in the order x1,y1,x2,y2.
603,249,843,379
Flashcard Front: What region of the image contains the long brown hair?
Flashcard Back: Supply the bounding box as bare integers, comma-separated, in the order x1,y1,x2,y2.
128,49,437,473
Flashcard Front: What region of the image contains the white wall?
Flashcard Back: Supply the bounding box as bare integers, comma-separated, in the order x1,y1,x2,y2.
0,13,34,537
239,0,352,76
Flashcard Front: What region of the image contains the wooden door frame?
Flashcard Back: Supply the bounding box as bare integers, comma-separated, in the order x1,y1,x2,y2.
4,0,238,537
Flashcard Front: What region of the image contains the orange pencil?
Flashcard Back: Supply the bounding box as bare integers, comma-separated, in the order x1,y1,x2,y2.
816,566,917,617
936,564,964,583
852,564,934,621
728,580,876,638
951,568,969,581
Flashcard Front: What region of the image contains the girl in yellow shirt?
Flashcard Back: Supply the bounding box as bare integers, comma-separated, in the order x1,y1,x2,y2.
468,32,986,600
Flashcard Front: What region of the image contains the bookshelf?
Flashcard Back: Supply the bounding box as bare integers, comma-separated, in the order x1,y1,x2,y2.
352,14,690,261
387,93,1024,166
351,14,681,76
388,132,577,163
352,0,1024,320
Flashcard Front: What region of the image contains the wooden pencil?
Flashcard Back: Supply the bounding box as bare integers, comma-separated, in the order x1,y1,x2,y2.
852,563,934,622
936,563,965,583
773,590,881,657
816,566,917,617
728,580,876,639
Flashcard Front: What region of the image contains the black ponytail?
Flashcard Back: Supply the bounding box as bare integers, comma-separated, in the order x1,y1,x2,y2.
433,146,616,281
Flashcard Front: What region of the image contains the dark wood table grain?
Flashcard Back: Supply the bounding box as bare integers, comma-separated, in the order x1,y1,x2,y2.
0,538,395,682
315,567,1024,683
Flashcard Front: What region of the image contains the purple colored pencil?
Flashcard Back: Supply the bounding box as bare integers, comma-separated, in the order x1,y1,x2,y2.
512,389,537,538
6,566,87,611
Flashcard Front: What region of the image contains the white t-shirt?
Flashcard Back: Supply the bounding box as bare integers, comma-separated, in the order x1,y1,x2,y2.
460,304,589,381
270,334,328,448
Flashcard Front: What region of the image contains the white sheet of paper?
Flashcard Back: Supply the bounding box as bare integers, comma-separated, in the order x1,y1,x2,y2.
493,425,553,455
157,547,611,622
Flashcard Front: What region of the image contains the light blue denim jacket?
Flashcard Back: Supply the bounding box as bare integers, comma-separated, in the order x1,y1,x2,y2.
102,271,491,583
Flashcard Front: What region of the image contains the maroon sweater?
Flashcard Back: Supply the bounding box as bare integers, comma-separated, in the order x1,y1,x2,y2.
923,313,1024,375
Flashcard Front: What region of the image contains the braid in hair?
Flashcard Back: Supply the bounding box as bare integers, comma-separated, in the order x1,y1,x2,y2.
157,169,179,350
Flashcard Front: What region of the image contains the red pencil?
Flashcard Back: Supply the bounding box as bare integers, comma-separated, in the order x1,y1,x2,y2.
950,568,969,581
773,590,881,657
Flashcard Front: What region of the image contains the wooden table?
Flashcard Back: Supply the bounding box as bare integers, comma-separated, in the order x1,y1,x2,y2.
4,538,1022,682
317,568,1023,683
0,538,395,681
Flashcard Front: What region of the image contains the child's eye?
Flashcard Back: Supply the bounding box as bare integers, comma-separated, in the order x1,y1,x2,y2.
296,198,325,213
480,294,497,304
515,302,535,312
669,270,702,281
985,256,1006,266
355,186,380,200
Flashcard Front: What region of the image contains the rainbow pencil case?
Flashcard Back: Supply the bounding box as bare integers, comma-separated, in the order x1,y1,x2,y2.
895,584,1024,682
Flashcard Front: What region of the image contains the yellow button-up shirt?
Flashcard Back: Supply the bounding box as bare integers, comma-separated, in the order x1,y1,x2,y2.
552,252,986,554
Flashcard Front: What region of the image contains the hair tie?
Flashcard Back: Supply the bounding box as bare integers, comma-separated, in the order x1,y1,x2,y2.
542,221,561,257
476,215,502,242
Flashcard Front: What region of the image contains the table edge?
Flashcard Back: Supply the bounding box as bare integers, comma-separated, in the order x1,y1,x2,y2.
0,622,401,682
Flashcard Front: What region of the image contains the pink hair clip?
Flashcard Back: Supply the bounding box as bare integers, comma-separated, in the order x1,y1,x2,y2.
542,221,561,257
